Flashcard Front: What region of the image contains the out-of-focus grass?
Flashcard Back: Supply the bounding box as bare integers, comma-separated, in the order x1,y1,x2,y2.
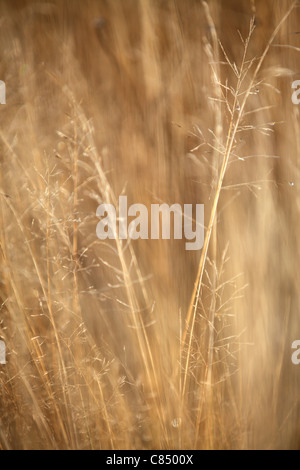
0,0,299,450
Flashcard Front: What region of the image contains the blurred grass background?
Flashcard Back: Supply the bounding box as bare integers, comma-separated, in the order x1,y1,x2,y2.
0,0,299,449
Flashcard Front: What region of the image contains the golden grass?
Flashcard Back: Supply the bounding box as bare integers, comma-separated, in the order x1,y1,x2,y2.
0,0,300,450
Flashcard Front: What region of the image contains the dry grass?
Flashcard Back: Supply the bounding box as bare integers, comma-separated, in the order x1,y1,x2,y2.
0,0,300,450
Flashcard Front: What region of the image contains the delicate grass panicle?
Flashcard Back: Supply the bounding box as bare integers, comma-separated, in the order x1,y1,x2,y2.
0,0,300,450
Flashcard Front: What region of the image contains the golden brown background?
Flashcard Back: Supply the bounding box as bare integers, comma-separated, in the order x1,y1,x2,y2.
0,0,299,449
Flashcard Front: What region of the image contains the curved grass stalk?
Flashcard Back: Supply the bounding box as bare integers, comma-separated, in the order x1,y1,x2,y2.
182,1,297,399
